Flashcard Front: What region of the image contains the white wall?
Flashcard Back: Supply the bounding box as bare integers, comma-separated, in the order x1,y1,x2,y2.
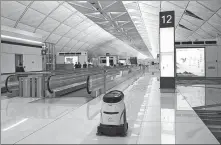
175,44,221,77
56,55,65,64
79,55,87,65
205,45,221,77
205,46,218,77
217,37,221,77
56,53,88,65
1,43,42,73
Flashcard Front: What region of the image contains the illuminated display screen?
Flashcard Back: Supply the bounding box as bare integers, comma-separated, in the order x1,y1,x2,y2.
176,48,205,77
160,27,174,77
106,56,110,66
65,56,78,64
160,28,174,53
160,53,174,77
119,60,126,64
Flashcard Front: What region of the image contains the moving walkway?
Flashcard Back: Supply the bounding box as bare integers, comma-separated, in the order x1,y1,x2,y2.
3,66,142,98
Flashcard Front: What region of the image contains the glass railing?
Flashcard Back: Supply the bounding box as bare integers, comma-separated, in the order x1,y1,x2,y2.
47,66,131,95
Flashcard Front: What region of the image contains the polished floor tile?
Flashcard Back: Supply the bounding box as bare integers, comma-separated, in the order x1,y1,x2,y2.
1,118,54,144
175,122,219,144
1,74,220,144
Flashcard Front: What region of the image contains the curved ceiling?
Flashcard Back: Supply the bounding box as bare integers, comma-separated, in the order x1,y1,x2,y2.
1,1,221,59
1,1,147,59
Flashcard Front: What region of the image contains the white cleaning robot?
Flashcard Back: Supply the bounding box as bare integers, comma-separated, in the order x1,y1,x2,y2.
97,90,128,137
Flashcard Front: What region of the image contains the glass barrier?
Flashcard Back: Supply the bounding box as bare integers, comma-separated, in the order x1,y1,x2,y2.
5,72,52,97
47,66,130,95
87,66,142,95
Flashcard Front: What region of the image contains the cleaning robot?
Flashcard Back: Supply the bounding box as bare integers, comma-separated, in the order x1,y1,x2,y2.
97,90,128,136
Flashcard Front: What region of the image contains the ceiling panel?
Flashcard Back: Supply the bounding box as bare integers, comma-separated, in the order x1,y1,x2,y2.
49,5,73,22
20,8,46,27
70,41,85,51
139,3,159,15
53,24,72,36
63,46,71,52
1,17,16,27
161,2,184,17
201,22,220,37
188,35,197,41
208,14,221,32
187,1,214,21
17,1,32,6
217,9,221,17
74,32,87,40
139,1,160,8
39,17,60,32
182,15,204,27
198,0,221,12
46,33,62,44
79,43,89,50
196,28,214,39
62,2,78,12
64,28,80,38
63,14,84,27
179,18,198,31
169,1,189,9
35,29,50,41
1,1,26,21
17,23,35,32
85,25,100,33
66,39,78,48
75,21,92,31
56,37,71,47
30,1,59,15
190,32,202,40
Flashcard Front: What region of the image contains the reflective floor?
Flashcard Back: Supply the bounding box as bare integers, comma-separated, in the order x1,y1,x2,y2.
1,74,220,144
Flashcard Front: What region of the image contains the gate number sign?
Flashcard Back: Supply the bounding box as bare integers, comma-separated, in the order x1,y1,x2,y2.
160,11,175,28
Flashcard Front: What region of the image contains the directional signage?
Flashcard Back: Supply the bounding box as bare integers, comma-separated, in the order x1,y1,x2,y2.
41,49,46,55
160,11,175,28
159,11,175,89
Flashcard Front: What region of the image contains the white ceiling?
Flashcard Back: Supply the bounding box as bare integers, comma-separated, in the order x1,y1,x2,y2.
123,0,221,58
1,1,221,59
1,1,145,58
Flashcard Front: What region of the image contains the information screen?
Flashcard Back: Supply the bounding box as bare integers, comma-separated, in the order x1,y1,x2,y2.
176,48,205,77
65,56,78,64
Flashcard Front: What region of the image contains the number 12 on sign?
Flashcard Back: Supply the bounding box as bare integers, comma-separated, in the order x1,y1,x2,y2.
160,11,175,28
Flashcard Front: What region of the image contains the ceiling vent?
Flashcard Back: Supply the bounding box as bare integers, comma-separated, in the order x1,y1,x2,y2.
184,10,204,20
175,40,217,45
179,24,192,31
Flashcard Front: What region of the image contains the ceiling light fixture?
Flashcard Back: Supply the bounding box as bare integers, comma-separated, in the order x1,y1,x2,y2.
1,35,43,45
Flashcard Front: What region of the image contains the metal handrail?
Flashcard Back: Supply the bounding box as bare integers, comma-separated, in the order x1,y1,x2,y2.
47,67,130,94
86,68,131,94
5,75,14,93
5,72,52,93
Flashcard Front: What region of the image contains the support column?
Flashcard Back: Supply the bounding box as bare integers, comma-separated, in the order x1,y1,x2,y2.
159,11,175,91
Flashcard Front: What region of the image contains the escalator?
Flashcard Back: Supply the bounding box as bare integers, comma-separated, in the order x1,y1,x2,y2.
193,105,221,143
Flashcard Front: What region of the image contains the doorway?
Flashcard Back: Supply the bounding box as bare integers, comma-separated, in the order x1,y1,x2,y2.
15,54,23,72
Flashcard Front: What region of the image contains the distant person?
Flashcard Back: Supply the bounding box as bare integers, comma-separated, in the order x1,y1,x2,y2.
75,62,78,69
16,63,25,72
78,62,81,68
83,62,87,68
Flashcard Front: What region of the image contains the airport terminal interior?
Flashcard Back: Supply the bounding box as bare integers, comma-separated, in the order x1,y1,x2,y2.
1,0,221,144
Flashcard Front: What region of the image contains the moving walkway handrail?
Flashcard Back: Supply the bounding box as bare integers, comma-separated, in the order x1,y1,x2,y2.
86,67,132,94
5,72,52,93
47,67,130,94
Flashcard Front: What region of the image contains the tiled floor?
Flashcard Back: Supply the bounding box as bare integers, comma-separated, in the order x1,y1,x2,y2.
1,74,220,144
